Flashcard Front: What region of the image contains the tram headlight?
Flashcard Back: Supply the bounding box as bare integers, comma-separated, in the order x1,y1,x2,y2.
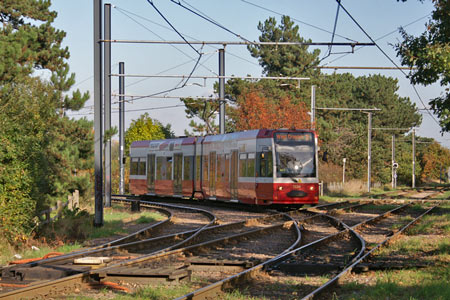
309,185,315,191
278,186,283,191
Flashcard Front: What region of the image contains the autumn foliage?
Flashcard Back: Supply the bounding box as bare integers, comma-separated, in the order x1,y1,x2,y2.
235,91,311,130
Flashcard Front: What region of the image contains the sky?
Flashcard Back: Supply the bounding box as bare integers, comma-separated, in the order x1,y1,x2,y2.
49,0,450,149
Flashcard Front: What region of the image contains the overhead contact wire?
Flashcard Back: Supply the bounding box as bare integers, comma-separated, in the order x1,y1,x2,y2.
171,0,252,43
335,0,440,127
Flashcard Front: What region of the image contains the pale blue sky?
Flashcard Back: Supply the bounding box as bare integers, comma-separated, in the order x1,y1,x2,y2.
49,0,449,148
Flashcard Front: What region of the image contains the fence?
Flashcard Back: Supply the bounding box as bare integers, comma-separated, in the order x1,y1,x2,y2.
37,190,79,225
320,181,382,195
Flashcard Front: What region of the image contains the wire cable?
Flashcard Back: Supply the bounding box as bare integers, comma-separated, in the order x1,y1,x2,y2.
146,0,201,55
321,0,341,62
324,13,431,65
170,0,252,43
114,6,259,68
335,0,440,127
240,0,357,42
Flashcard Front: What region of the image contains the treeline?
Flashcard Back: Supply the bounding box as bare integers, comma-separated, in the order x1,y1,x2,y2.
179,16,450,185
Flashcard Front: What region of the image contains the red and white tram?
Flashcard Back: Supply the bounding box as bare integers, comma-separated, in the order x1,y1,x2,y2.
129,129,319,205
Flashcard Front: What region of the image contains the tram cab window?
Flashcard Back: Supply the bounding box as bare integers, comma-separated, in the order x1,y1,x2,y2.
258,151,273,177
274,132,316,178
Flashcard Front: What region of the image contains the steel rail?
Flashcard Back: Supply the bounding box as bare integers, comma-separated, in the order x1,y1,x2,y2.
300,203,439,300
0,203,173,276
174,203,409,299
0,200,217,298
174,210,365,300
0,198,216,270
0,210,299,299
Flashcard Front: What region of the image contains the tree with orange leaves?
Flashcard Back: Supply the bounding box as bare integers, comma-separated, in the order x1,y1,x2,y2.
235,91,311,130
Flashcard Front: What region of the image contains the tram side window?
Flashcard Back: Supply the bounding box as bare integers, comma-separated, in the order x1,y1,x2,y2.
203,155,209,181
217,154,224,181
166,157,173,180
130,158,139,175
239,153,247,177
196,155,201,180
258,151,273,177
138,158,146,175
224,153,230,181
183,156,194,180
130,158,146,176
156,157,165,180
247,153,255,177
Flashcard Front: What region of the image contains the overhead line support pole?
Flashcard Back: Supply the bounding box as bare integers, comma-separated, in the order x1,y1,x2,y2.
119,62,125,195
93,0,103,226
311,85,316,130
412,128,416,188
104,3,111,207
367,112,372,193
219,48,225,134
392,135,396,189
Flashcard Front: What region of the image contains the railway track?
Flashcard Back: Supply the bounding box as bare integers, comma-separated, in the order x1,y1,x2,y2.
0,198,319,299
0,194,443,299
172,201,439,300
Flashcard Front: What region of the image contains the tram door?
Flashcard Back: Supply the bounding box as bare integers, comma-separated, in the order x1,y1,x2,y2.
147,154,155,193
173,153,183,195
230,150,238,199
209,152,216,197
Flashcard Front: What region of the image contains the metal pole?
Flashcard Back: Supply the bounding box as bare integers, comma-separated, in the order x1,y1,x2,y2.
311,85,316,129
219,48,225,134
367,112,372,193
93,0,103,226
119,62,125,195
342,158,346,184
392,135,395,189
412,128,416,188
104,3,111,207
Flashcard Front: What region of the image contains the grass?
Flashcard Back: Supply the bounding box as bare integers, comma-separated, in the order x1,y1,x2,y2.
0,207,165,266
434,189,450,199
339,267,450,300
336,201,450,300
84,208,165,239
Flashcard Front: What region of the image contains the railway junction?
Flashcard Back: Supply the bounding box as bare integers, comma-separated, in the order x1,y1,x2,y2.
0,188,447,300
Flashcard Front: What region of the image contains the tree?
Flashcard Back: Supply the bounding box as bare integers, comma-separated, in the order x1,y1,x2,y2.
234,91,310,130
396,0,450,131
181,97,220,136
248,15,321,78
420,141,450,181
125,113,172,154
0,1,91,243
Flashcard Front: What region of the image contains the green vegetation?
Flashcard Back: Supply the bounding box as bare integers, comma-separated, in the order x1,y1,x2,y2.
396,0,450,132
337,202,450,300
0,1,91,245
0,206,165,266
340,267,450,300
125,113,174,155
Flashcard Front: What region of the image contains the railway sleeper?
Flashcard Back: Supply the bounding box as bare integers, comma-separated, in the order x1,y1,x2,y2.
1,265,90,281
94,263,191,284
